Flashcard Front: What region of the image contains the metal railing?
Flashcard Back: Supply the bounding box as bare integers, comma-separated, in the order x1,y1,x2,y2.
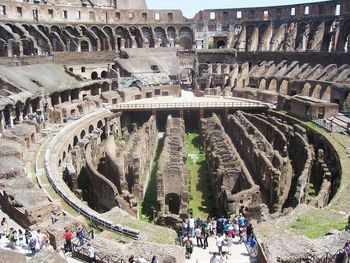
295,249,348,263
72,245,126,263
44,109,139,239
114,101,269,110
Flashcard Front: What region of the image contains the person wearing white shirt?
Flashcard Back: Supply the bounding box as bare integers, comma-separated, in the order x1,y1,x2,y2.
87,243,96,263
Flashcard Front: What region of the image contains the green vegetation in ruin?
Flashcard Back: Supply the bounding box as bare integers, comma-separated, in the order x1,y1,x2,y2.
140,134,164,222
290,214,346,239
185,132,216,219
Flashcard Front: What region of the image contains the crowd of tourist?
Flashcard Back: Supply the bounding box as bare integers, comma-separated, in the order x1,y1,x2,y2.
180,213,257,261
128,255,159,263
0,217,50,256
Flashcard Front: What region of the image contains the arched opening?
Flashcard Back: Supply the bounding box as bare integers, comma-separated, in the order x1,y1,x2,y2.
68,144,72,153
268,79,278,92
141,26,154,48
73,136,79,147
259,79,267,90
321,86,332,101
258,24,268,51
97,120,103,129
217,40,226,49
154,27,166,47
279,80,289,95
89,125,94,133
91,71,98,80
80,130,86,139
101,71,107,79
301,83,312,96
311,84,322,99
179,27,193,49
167,26,176,47
129,26,143,48
166,193,181,214
80,40,89,52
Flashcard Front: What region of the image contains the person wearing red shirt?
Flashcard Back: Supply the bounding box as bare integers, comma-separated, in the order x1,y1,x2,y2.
64,228,73,253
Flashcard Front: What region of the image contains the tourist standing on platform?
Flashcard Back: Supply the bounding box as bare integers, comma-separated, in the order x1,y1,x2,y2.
203,225,209,249
249,235,257,256
63,228,73,253
246,223,253,243
87,243,96,263
181,219,188,236
195,225,203,247
76,225,85,246
189,216,195,237
215,233,224,255
28,233,37,256
0,217,8,238
184,235,193,259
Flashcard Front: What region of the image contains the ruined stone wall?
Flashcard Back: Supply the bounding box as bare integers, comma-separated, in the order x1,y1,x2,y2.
268,111,341,206
259,114,315,207
226,111,292,212
201,114,260,215
85,139,120,212
105,116,157,199
157,116,188,217
243,113,288,155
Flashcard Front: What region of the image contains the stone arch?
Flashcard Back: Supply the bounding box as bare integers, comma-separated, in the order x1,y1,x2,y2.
341,19,350,51
167,26,176,47
154,26,167,47
321,86,332,101
301,83,312,96
89,125,94,133
258,24,269,51
0,38,8,57
73,136,79,147
217,40,226,48
129,26,143,48
246,24,256,51
179,26,193,49
79,25,98,51
311,84,323,99
97,120,103,129
49,26,65,52
80,40,89,52
268,79,278,92
279,80,289,95
141,26,154,48
101,81,110,92
103,26,115,50
91,71,98,80
91,26,109,51
101,71,107,79
80,130,86,139
259,79,267,90
115,26,128,49
296,22,308,50
308,21,322,50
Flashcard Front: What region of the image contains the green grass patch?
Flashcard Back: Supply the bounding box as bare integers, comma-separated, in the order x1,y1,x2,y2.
185,132,216,219
290,215,346,239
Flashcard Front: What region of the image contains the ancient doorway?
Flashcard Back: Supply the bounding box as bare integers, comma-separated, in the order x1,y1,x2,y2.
166,193,180,214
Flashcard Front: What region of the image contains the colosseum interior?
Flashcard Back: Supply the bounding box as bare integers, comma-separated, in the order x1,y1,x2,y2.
0,0,350,262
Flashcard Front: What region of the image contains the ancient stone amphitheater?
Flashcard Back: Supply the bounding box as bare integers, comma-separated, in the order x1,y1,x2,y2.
0,0,350,262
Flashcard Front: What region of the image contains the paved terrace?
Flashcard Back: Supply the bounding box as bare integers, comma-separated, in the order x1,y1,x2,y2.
111,96,271,111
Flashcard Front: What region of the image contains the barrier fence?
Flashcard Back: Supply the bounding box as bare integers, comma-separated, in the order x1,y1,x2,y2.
113,101,269,110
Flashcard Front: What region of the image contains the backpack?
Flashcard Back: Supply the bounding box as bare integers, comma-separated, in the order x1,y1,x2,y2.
29,238,37,248
185,240,192,249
